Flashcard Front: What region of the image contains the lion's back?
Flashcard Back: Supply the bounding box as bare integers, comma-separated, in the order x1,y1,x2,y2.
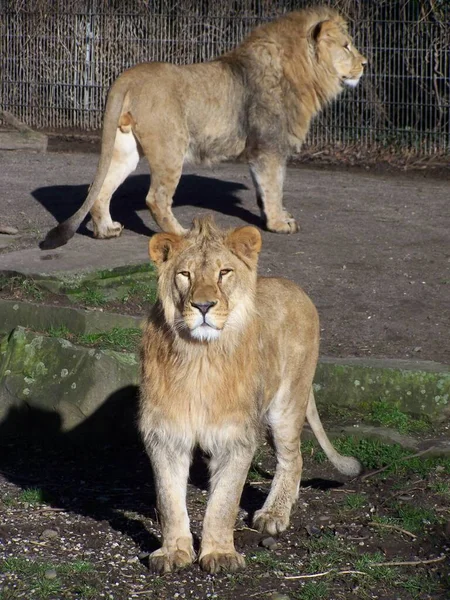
256,276,319,345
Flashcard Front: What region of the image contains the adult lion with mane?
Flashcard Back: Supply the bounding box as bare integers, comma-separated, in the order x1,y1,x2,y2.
139,216,361,574
41,6,366,249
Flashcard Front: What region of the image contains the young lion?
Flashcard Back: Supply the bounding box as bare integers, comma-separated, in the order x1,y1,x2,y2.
139,217,361,575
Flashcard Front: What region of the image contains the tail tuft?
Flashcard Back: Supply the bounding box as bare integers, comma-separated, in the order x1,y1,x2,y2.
332,455,362,477
39,222,76,250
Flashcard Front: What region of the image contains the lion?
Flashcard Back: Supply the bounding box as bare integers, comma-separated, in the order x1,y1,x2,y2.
41,6,366,250
139,216,361,575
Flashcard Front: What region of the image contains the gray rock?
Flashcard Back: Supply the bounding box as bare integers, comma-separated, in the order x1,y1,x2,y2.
261,536,279,550
41,528,59,540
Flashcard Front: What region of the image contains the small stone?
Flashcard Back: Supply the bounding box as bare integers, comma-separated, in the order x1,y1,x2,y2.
261,536,279,550
318,515,330,521
138,551,149,561
270,594,291,600
0,226,18,235
305,524,321,537
44,568,57,579
41,529,59,540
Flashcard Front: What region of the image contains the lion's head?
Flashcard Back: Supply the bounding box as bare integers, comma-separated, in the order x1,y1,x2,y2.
149,217,262,342
312,14,367,89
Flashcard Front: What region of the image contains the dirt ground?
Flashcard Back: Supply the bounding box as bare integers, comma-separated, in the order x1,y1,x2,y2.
0,146,449,364
1,432,449,600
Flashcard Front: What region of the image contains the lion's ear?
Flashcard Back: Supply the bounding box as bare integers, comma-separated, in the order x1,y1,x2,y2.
312,20,338,44
149,233,183,266
226,226,262,266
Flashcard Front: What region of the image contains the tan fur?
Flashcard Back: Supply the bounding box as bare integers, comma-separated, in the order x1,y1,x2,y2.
41,6,367,250
139,216,361,575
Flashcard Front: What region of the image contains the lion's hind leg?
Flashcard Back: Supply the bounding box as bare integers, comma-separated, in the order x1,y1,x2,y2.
89,127,140,239
248,153,299,234
252,382,306,535
139,129,188,235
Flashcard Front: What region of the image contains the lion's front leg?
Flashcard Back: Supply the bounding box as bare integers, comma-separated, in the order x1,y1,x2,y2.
248,153,299,234
199,443,255,574
145,434,195,574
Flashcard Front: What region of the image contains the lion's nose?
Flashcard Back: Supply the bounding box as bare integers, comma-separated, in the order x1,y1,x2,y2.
191,301,217,315
361,57,368,67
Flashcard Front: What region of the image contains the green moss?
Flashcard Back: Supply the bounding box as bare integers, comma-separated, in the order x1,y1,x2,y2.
369,399,431,434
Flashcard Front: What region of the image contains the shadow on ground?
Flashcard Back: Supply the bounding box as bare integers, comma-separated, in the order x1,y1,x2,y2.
0,386,345,556
32,173,262,238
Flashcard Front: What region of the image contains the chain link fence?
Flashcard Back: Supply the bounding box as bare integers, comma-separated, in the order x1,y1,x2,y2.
0,0,449,156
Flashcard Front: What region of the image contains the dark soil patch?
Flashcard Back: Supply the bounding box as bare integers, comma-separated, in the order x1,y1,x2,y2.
1,432,449,600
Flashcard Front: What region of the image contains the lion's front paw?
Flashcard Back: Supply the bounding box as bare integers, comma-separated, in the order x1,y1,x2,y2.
148,546,195,575
199,550,246,574
253,508,290,535
267,214,299,234
93,220,124,239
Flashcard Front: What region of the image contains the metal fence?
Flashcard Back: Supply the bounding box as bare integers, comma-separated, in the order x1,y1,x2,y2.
1,0,449,156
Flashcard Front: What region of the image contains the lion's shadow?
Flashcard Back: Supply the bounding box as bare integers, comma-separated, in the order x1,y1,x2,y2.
32,173,262,238
0,387,343,556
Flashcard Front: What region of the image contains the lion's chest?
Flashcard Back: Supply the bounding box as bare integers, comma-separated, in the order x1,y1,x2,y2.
145,352,259,449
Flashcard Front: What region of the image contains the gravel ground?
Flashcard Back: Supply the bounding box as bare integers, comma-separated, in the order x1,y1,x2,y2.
1,433,449,600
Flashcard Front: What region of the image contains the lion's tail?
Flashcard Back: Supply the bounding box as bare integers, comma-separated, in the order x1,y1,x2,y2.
40,78,130,250
306,390,362,477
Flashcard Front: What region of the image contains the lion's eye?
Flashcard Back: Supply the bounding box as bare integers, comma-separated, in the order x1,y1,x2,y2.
344,43,351,51
178,271,190,279
218,269,233,281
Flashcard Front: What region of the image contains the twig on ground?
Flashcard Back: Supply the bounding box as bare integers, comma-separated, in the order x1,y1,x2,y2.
370,555,446,568
368,521,417,539
361,448,436,480
285,569,368,580
284,555,446,580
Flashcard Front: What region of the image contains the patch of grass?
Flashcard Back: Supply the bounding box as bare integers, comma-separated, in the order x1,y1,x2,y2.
369,400,430,434
303,533,348,573
71,584,98,599
47,325,71,338
391,503,439,533
372,504,440,535
430,480,450,495
304,436,450,478
0,275,45,302
344,492,366,510
292,581,330,599
247,550,297,574
77,286,107,307
0,557,98,600
19,487,46,505
0,493,16,507
121,280,157,305
45,325,142,352
58,560,94,575
353,552,399,584
400,573,443,595
79,327,141,352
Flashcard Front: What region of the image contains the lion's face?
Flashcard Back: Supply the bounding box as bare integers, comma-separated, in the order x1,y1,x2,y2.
315,19,367,88
149,219,262,342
